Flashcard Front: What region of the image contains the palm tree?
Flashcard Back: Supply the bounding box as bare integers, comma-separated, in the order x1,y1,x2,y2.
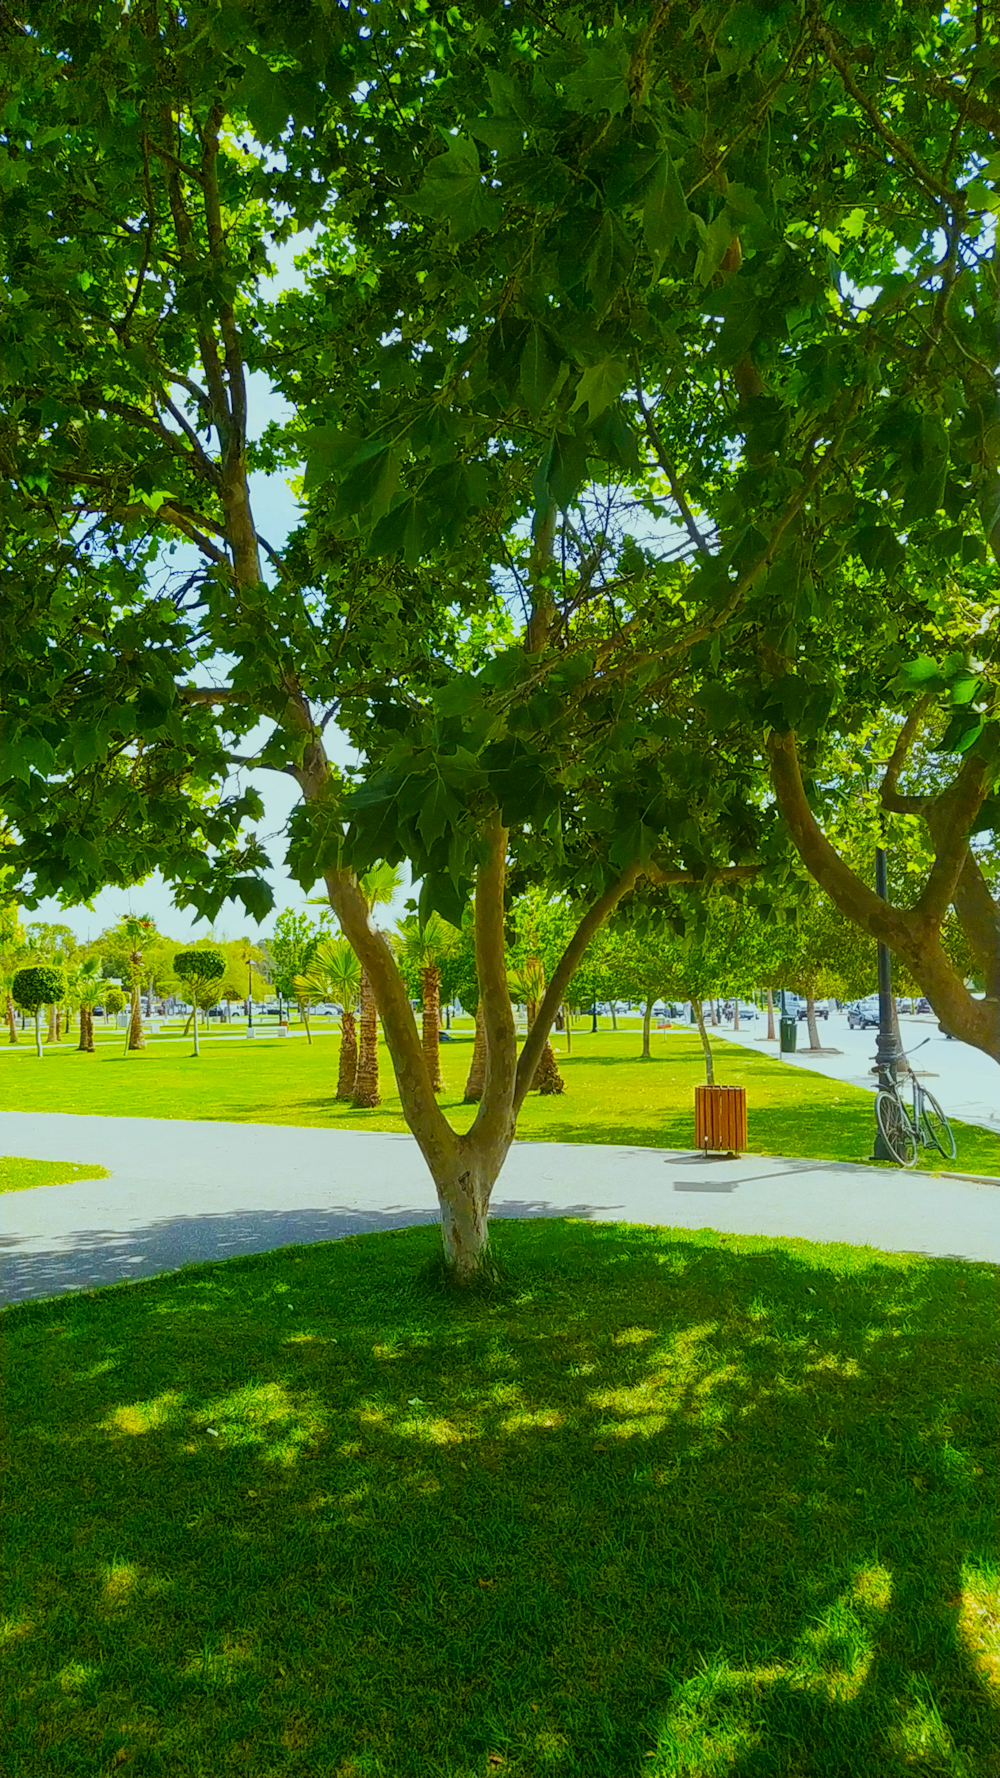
72,957,106,1053
118,914,155,1053
297,936,362,1099
394,912,457,1093
510,956,565,1095
351,863,401,1108
464,1002,487,1102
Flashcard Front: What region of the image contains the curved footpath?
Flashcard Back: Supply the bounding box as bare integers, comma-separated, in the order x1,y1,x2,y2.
1,1110,998,1306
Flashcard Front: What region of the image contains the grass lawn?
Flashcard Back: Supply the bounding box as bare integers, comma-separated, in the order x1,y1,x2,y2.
2,1026,999,1177
0,1155,109,1195
2,1220,997,1776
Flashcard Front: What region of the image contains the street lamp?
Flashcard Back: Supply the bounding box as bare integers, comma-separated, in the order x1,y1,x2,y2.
872,841,901,1158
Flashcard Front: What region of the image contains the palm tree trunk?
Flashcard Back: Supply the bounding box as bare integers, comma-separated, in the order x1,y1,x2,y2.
421,963,442,1092
353,970,381,1108
336,1009,358,1100
6,993,18,1044
641,996,653,1058
84,1006,95,1053
533,1039,565,1095
695,1001,715,1085
128,981,145,1050
464,1002,487,1102
766,987,775,1040
78,1006,88,1051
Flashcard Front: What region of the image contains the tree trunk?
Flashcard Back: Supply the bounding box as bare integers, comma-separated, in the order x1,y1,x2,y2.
438,1148,498,1283
337,1009,358,1100
695,1001,715,1085
733,1000,740,1032
641,996,653,1059
6,993,18,1044
353,970,381,1108
128,982,145,1051
84,1006,95,1052
710,998,719,1026
766,987,775,1041
590,1003,597,1032
610,1004,617,1031
563,1005,572,1054
464,1002,487,1102
421,962,442,1092
47,1002,57,1044
183,1007,194,1037
34,1005,43,1058
78,1006,88,1051
806,994,821,1050
192,1002,200,1057
533,1039,565,1095
299,999,312,1044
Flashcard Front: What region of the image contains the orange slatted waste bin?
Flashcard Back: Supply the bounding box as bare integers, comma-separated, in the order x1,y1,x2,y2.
694,1084,747,1155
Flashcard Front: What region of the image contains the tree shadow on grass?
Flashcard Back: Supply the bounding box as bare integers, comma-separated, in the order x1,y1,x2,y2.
3,1219,997,1777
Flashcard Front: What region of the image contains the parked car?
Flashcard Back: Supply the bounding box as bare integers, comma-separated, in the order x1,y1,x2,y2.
796,1002,828,1020
847,997,880,1029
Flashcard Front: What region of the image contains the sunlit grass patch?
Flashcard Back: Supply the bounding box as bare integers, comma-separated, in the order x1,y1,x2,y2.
0,1154,109,1195
2,1218,997,1776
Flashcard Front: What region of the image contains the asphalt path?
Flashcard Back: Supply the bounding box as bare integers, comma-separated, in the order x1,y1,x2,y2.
1,1109,997,1308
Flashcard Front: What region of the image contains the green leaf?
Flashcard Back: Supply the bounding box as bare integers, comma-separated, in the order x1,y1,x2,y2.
408,135,501,243
692,213,734,287
519,325,565,419
532,429,590,512
563,36,631,118
416,777,457,852
570,356,628,423
643,151,690,274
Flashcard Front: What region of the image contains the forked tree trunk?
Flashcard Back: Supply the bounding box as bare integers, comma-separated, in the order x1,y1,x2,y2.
421,962,442,1091
695,1001,715,1085
353,971,381,1108
464,1003,487,1102
438,1148,498,1283
641,996,653,1058
766,987,775,1041
6,993,18,1044
337,1009,358,1100
128,981,145,1051
806,993,821,1050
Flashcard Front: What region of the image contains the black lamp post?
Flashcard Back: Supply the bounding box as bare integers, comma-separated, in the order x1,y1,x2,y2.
873,842,901,1158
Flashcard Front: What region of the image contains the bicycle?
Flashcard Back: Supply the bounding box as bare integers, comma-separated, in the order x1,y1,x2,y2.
873,1037,956,1168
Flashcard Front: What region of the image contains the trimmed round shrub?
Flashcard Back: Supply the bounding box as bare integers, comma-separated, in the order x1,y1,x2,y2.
174,949,226,990
12,965,66,1012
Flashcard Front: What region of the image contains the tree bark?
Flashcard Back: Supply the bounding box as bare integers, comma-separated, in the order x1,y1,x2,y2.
766,987,775,1041
299,999,312,1044
733,999,740,1032
353,970,381,1108
437,1148,497,1284
610,1004,617,1030
6,993,18,1044
421,962,442,1091
48,1002,57,1044
464,1002,487,1102
533,1039,565,1095
695,1001,715,1085
563,1004,572,1054
34,1005,43,1058
641,996,653,1058
128,981,145,1050
806,994,821,1050
85,1006,95,1052
336,1009,357,1101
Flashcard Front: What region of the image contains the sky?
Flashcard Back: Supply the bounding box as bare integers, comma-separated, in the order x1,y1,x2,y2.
26,236,414,945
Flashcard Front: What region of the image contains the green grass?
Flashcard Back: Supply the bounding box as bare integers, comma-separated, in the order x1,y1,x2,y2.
2,1026,998,1177
2,1220,997,1776
0,1155,109,1195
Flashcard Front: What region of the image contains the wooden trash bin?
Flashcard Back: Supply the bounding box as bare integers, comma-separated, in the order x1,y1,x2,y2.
694,1084,747,1156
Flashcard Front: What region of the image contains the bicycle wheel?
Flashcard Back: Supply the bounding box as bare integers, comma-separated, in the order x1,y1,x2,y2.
875,1090,918,1167
920,1088,957,1160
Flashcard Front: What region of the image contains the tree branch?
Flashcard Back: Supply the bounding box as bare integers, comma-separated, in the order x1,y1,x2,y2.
814,21,958,205
634,379,712,555
914,753,989,924
514,864,643,1111
879,694,932,809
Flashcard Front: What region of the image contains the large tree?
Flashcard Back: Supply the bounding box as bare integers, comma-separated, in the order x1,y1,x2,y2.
6,3,996,1277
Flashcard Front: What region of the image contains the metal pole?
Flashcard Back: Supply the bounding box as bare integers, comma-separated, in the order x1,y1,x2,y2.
873,844,900,1158
247,961,254,1036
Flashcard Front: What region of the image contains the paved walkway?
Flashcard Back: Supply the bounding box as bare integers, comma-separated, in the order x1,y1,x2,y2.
1,1110,998,1306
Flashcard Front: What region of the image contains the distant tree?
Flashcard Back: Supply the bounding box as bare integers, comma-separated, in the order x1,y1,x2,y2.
71,956,107,1053
353,866,402,1110
117,915,156,1052
13,965,65,1059
394,913,458,1092
269,911,319,1030
174,949,225,1057
296,936,362,1095
103,986,125,1025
